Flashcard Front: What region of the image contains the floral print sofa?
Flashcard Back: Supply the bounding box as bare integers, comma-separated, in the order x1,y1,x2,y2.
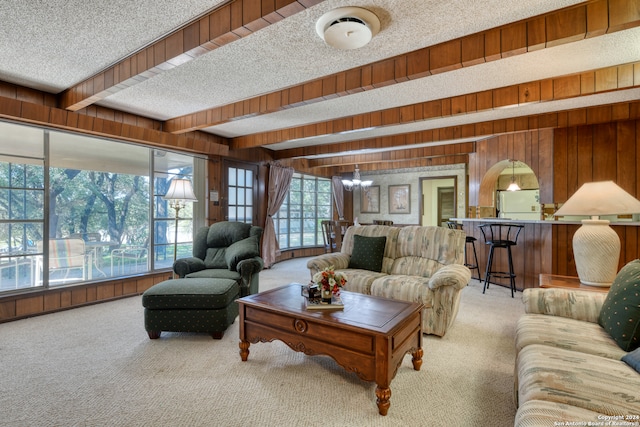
514,261,640,426
307,224,471,336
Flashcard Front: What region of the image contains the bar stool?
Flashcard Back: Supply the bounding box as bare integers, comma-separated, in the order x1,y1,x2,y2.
478,223,524,298
446,222,482,281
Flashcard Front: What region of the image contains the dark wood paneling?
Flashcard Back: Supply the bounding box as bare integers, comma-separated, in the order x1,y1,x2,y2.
550,118,640,276
0,271,172,323
460,221,552,290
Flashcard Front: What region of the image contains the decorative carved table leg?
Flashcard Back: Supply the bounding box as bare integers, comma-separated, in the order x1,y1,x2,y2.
375,385,391,416
412,348,423,371
239,340,250,361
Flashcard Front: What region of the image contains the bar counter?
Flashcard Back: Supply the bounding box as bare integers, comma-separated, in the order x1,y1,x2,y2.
450,218,640,291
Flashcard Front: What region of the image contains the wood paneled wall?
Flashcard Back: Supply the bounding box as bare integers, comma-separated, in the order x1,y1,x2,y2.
0,271,171,323
552,118,640,275
468,129,554,212
462,221,552,290
553,120,640,201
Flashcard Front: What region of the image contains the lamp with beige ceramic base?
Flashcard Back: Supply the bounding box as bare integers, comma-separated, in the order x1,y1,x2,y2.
554,181,640,287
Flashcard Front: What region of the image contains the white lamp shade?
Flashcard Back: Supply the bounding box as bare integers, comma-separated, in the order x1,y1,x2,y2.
163,178,197,202
554,181,640,217
506,181,521,192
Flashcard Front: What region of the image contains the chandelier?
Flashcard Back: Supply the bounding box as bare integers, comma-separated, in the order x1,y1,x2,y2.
341,164,373,192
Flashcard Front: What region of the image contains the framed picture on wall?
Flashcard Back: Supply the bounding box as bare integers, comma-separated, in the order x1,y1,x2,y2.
389,184,411,214
360,185,380,213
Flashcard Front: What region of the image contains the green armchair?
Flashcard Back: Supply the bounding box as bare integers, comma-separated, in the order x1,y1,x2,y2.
173,221,264,297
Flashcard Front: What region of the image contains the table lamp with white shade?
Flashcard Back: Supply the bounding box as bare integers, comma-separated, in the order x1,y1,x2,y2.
162,178,197,263
554,181,640,287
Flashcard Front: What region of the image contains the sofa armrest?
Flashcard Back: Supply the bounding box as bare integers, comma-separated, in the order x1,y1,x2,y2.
236,257,264,296
307,253,350,276
522,288,607,323
236,256,264,277
173,257,205,278
428,264,471,290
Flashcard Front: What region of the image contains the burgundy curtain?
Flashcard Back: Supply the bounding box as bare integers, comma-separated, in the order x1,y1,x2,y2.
331,176,345,219
261,164,294,268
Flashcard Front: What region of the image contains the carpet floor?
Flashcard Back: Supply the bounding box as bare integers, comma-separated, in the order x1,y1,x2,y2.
0,257,524,426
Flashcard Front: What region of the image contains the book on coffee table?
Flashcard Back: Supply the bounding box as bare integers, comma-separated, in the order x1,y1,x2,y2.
304,294,344,311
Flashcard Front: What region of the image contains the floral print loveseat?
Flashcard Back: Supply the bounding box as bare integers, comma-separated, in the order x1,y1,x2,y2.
514,261,640,425
307,224,471,336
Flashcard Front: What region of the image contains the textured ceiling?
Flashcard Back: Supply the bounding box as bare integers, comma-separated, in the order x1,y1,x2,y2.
1,0,639,170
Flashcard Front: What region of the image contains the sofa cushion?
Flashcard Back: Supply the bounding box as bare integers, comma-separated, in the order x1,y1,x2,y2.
517,344,640,415
370,274,432,307
206,221,251,247
598,259,640,351
348,235,386,272
516,313,627,360
204,247,227,269
341,225,400,271
515,400,612,427
225,235,260,270
186,268,240,281
622,347,640,373
340,268,387,295
142,278,239,310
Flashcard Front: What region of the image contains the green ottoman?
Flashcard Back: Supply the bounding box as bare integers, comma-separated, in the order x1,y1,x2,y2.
142,278,239,340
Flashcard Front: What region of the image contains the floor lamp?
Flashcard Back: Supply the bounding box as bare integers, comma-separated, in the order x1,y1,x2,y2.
554,181,640,287
163,178,197,266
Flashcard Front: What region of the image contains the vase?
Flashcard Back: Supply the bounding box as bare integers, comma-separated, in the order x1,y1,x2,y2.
321,289,332,304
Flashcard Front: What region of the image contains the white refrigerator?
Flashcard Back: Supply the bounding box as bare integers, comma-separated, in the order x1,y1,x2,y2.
498,190,541,220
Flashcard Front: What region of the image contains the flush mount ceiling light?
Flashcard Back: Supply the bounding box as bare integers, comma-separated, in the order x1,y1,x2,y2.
316,7,380,50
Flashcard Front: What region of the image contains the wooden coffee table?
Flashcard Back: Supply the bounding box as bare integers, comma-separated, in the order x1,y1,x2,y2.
237,284,423,416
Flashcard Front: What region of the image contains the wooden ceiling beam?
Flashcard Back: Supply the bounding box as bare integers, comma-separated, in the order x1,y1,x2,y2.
59,0,326,112
167,0,639,136
0,95,228,156
267,63,640,157
306,146,473,168
270,98,640,163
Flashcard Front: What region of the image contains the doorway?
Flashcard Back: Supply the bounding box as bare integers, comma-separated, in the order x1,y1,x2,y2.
223,160,258,224
437,187,455,227
420,176,457,226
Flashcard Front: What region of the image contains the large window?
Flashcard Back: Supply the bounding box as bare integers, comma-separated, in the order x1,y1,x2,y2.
275,173,331,250
0,121,204,292
153,152,198,269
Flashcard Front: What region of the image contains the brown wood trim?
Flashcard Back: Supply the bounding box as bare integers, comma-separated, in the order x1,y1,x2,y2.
237,61,640,150
0,95,229,156
0,271,171,323
306,146,473,168
166,0,639,135
271,99,640,164
59,0,324,112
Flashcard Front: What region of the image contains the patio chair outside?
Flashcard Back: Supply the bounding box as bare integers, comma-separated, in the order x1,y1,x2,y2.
35,238,89,285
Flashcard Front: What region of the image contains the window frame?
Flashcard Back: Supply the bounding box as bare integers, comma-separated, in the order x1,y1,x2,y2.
274,173,331,250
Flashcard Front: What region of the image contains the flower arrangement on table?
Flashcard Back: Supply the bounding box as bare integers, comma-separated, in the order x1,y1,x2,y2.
312,265,347,296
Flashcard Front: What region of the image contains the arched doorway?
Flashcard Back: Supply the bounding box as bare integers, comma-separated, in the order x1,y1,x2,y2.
478,159,539,218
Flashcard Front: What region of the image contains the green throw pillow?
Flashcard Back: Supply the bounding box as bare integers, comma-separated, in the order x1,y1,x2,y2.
348,235,386,272
225,235,260,270
598,259,640,351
